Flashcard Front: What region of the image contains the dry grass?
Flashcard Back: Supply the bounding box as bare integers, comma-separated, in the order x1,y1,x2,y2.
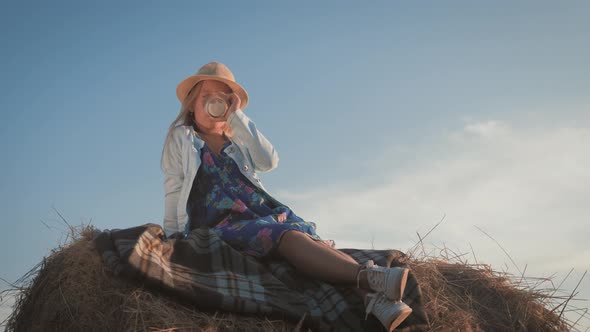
404,216,588,331
0,216,586,331
1,223,296,332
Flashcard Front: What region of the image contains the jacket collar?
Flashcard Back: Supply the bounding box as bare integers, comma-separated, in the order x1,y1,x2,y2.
184,125,205,149
185,125,235,150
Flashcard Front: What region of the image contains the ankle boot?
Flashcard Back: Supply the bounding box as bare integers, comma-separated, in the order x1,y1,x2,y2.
363,260,409,302
364,293,413,331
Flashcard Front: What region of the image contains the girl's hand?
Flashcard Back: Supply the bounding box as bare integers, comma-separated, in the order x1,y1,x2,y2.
276,212,287,223
223,92,241,120
210,92,241,122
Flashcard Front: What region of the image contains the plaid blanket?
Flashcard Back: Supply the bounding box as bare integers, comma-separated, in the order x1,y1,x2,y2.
92,223,429,331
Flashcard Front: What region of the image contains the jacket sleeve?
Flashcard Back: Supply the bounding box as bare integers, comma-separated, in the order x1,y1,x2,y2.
160,127,184,237
227,109,279,172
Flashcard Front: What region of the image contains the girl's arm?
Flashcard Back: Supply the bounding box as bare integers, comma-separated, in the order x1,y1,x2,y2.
227,109,279,172
160,127,184,237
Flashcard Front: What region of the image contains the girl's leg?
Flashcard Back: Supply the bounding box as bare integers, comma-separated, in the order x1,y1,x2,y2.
276,230,371,304
323,241,372,305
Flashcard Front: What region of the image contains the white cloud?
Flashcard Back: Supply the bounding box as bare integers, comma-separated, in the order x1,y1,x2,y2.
461,120,511,139
277,117,590,326
276,119,590,276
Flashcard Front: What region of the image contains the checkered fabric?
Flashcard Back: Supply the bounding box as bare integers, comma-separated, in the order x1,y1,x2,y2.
92,223,429,331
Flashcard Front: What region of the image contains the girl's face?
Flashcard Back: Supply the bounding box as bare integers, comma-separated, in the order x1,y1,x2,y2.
192,80,233,133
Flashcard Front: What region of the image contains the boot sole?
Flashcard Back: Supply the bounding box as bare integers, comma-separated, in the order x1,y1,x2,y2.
387,306,413,332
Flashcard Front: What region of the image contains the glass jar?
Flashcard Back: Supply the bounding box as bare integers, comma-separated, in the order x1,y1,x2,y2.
204,92,229,118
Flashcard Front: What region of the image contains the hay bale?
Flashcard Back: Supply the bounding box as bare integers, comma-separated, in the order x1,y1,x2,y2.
408,259,569,331
2,225,572,331
3,225,295,332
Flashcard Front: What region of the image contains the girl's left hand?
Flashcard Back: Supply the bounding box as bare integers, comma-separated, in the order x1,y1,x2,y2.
212,92,241,122
276,212,287,223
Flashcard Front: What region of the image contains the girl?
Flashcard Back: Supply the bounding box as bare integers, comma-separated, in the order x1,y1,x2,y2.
160,61,413,331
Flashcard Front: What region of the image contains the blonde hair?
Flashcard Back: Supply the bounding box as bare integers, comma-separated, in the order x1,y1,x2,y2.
160,80,234,166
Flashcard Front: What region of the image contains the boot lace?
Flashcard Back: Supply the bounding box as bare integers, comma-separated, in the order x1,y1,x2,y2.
365,260,386,291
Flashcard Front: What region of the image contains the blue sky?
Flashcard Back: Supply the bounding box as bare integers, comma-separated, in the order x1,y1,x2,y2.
1,1,589,328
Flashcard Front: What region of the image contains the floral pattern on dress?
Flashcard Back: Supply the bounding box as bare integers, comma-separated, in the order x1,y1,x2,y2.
186,141,335,258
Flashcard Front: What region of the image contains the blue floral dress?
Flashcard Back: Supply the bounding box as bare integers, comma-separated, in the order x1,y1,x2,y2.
186,141,335,258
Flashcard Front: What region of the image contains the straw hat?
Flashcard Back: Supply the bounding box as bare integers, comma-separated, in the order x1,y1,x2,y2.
176,61,249,110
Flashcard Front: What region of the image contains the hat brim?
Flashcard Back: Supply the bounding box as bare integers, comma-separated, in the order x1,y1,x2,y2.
176,75,249,110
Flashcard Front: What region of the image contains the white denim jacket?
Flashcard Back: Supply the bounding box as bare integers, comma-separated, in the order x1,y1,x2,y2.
160,109,286,238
